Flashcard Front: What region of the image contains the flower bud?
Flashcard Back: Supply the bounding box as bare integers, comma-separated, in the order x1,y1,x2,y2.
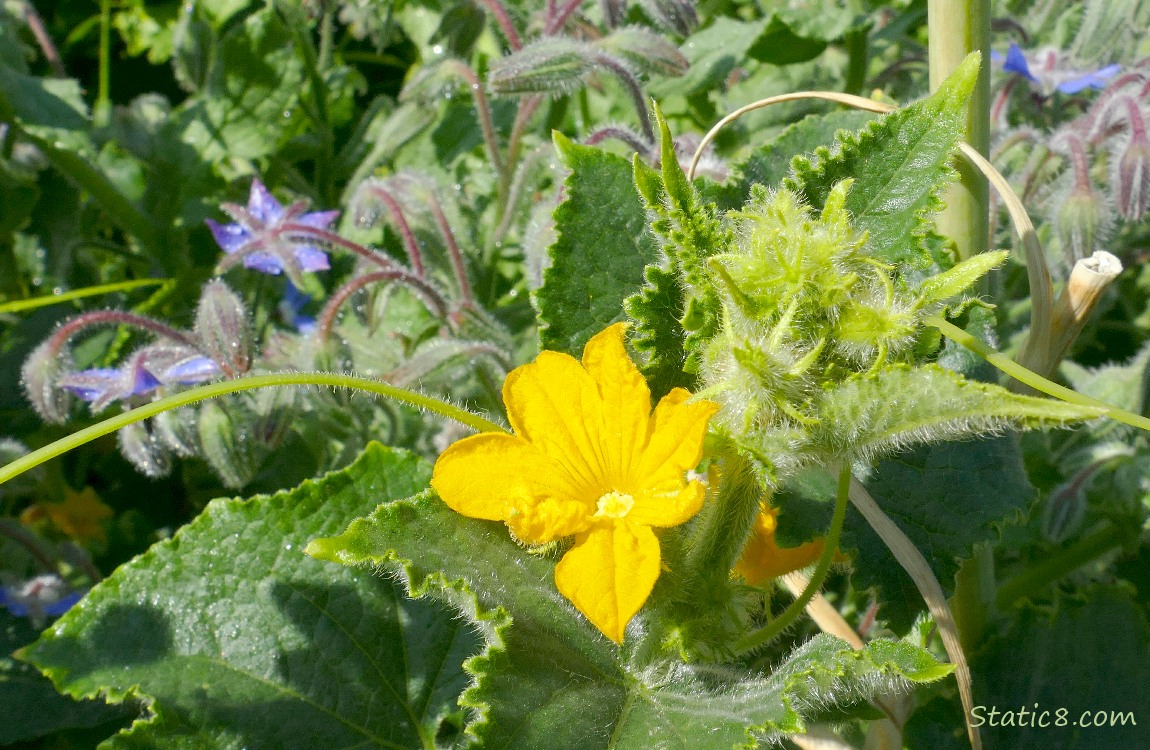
21,340,72,424
488,37,598,96
640,0,697,36
195,280,253,376
595,27,689,77
118,421,172,478
1055,183,1111,264
1114,135,1150,221
152,408,201,458
197,401,255,489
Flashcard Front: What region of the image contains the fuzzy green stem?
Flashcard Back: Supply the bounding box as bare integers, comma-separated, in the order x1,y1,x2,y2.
925,315,1150,432
735,463,849,655
928,0,990,261
996,523,1130,609
683,448,762,590
0,373,507,488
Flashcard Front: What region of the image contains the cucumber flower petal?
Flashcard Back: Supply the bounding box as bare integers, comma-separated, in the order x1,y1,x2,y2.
734,502,839,586
432,323,719,643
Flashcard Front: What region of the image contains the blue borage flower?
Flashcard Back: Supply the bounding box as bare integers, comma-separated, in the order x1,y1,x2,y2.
57,344,220,412
0,574,84,625
996,43,1120,96
280,281,317,334
206,179,340,278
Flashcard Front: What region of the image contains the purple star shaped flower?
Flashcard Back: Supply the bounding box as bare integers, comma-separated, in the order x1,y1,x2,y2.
58,344,221,412
207,179,339,282
0,574,85,625
998,43,1120,96
280,281,317,334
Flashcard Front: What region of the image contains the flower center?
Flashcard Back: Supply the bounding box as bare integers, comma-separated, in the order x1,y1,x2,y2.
594,491,635,519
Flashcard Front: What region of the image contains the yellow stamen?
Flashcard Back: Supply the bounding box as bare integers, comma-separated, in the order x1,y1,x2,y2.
594,491,635,519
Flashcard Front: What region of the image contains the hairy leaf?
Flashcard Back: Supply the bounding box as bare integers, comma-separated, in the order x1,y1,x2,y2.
908,588,1150,748
308,491,952,748
1,611,128,744
537,133,658,355
24,445,478,749
1061,341,1150,416
179,8,307,163
809,364,1105,461
787,55,980,268
773,438,1036,632
710,110,876,210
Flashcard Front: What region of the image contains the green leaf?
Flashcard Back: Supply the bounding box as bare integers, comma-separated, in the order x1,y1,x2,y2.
626,262,692,399
909,587,1150,749
1,611,128,744
787,55,980,268
536,133,658,355
774,438,1036,632
1060,341,1150,416
308,492,952,748
747,4,860,65
649,18,765,98
809,364,1105,462
644,107,729,371
711,110,876,210
23,445,479,749
0,64,91,149
179,8,308,163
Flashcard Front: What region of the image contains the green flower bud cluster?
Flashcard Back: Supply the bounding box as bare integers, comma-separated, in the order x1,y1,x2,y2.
698,179,1007,467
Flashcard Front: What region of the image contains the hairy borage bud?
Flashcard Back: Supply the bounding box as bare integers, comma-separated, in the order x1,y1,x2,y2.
595,27,689,77
1055,183,1111,264
195,280,253,376
488,37,599,96
1115,135,1150,222
21,340,72,424
118,421,171,479
198,401,255,489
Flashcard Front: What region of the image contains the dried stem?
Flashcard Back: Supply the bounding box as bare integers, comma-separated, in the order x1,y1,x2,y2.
848,476,981,750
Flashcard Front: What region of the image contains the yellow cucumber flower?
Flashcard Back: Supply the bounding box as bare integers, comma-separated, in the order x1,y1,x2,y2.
431,323,719,643
734,502,833,586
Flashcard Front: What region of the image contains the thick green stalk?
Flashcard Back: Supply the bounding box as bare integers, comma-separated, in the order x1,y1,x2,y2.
734,464,850,655
96,0,112,127
929,0,990,261
0,373,507,488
